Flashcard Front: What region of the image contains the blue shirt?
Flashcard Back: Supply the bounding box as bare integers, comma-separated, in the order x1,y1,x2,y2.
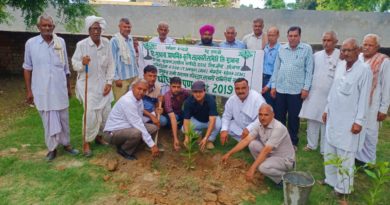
263,43,281,84
110,35,139,80
183,94,218,123
219,40,246,49
270,43,314,94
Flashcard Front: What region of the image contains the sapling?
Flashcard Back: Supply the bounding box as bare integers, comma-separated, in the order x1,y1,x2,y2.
182,123,199,170
363,162,390,205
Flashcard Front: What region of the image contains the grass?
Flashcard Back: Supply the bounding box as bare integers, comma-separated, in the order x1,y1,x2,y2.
0,94,389,204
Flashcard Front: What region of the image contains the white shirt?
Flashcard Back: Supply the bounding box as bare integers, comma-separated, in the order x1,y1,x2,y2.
149,36,176,44
300,49,340,122
23,35,70,111
242,32,264,50
325,60,372,152
72,37,114,110
221,90,265,136
104,91,155,148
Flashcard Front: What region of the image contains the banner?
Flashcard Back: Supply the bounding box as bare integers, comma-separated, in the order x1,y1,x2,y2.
138,42,264,97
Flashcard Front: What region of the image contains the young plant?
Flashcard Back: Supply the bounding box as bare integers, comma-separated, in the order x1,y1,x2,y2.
181,123,199,170
363,162,390,205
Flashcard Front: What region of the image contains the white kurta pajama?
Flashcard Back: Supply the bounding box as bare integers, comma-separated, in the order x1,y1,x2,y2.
23,35,71,151
356,54,390,163
324,60,372,194
299,49,340,153
72,37,115,142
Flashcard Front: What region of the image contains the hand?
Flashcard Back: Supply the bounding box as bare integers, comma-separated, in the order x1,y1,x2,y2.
115,80,123,88
261,86,270,94
173,138,180,151
322,113,327,123
26,90,34,105
103,84,112,96
199,137,208,152
245,167,256,182
241,128,250,139
270,88,276,99
377,112,387,121
220,131,228,146
150,115,160,128
301,89,309,100
221,153,230,165
82,55,91,66
155,107,163,115
151,145,160,157
351,123,362,134
183,136,189,149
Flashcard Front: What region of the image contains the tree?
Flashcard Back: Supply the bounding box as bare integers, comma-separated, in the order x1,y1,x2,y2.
174,0,212,7
0,0,97,32
265,0,286,9
316,0,389,12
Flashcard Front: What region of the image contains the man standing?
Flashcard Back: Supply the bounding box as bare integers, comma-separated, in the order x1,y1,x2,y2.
242,18,267,50
104,79,159,160
220,78,265,144
110,18,139,101
149,22,176,44
183,81,221,150
323,38,372,196
222,104,295,187
299,31,340,153
261,26,280,109
163,77,190,151
219,26,246,49
270,26,314,149
356,34,390,164
72,16,115,156
197,24,218,47
23,14,78,161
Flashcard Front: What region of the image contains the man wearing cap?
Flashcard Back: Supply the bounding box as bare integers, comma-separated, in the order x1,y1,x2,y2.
149,22,176,44
72,15,115,156
197,24,219,47
183,81,222,150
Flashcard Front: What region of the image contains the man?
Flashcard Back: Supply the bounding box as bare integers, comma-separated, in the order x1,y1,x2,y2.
72,16,115,156
222,104,295,187
183,81,222,150
219,26,245,49
142,65,168,127
103,79,159,160
270,26,314,149
261,26,281,109
164,77,190,151
149,22,176,44
242,18,267,50
197,24,219,47
299,31,340,153
220,78,265,144
322,38,372,196
110,18,139,101
356,34,390,164
23,13,79,161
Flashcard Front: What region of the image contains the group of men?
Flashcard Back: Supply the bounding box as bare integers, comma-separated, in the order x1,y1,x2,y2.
23,13,389,199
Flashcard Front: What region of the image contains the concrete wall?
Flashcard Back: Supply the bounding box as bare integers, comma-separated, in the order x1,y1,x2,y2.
0,5,389,46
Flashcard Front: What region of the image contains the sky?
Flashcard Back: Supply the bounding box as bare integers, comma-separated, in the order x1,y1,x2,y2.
240,0,295,8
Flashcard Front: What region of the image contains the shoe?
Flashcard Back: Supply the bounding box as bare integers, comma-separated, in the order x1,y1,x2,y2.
83,143,92,157
206,141,215,150
355,159,366,167
303,145,314,152
275,181,283,189
64,145,79,155
117,147,137,160
46,149,57,161
95,135,109,146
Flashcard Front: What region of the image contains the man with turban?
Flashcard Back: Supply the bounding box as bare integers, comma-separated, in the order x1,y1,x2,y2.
197,24,218,47
72,16,115,156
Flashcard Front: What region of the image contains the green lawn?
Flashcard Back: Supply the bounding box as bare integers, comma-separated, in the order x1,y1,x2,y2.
0,97,389,205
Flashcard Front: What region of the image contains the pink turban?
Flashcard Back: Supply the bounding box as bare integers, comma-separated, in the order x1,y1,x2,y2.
199,24,215,35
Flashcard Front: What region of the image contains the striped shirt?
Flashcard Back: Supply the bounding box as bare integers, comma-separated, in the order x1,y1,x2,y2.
270,42,314,94
110,35,139,80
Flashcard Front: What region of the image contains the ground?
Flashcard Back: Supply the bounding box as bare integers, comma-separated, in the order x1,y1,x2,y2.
0,75,389,205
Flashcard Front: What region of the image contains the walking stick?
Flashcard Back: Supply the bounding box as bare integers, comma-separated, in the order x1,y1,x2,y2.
82,64,89,155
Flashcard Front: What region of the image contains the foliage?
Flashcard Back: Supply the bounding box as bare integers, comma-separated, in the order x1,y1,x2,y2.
240,4,253,8
289,0,317,10
363,162,390,205
181,123,199,170
172,0,231,7
265,0,286,9
316,0,389,12
0,0,97,32
176,35,195,45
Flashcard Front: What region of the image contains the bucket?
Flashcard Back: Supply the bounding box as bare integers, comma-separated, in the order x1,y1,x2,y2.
282,171,315,205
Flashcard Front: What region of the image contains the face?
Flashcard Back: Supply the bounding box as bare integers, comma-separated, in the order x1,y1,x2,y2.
234,81,249,101
144,71,157,87
89,22,102,43
201,31,213,44
132,82,148,100
322,33,337,53
192,90,206,102
119,22,131,37
37,18,55,37
287,30,301,48
362,37,379,59
267,28,279,45
224,28,236,43
170,83,182,95
157,25,169,40
341,41,359,64
258,106,274,127
253,22,264,36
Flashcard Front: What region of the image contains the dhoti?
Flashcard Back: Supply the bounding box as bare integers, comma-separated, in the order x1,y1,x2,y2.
83,103,111,142
39,108,71,151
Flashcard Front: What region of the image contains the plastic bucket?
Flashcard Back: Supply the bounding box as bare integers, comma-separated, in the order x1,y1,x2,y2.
282,171,315,205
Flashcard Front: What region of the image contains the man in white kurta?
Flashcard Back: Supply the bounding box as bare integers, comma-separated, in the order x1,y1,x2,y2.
149,22,176,44
72,16,115,155
323,39,372,195
220,78,265,144
299,31,340,154
356,34,390,164
23,14,78,161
